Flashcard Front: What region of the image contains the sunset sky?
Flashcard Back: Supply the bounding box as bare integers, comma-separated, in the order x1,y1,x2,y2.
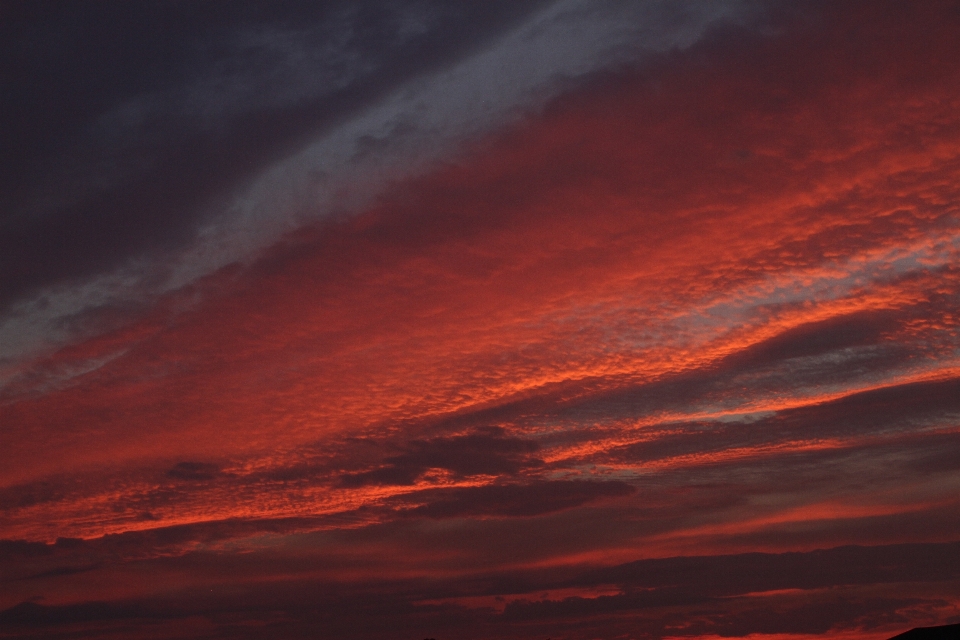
2,1,960,638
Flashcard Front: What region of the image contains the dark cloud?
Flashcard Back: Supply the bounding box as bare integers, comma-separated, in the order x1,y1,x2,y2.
584,333,928,430
0,600,160,626
0,0,550,311
579,541,960,595
495,542,960,632
0,480,67,511
723,308,902,369
500,592,929,637
165,461,220,481
673,596,930,638
603,375,960,466
1,540,957,638
771,375,960,438
341,428,541,487
405,300,948,442
0,539,48,556
395,319,953,466
398,480,635,519
0,516,343,585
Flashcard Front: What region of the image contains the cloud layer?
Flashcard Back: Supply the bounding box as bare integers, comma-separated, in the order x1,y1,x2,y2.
2,1,960,638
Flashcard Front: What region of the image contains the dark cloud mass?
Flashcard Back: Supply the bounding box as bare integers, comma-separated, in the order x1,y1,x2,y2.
0,0,548,311
1,541,958,638
340,428,542,487
3,1,960,639
398,480,635,518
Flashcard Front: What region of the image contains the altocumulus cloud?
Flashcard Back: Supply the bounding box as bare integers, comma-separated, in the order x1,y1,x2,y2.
2,2,960,640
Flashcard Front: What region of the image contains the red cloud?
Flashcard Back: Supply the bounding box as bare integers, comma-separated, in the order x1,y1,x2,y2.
3,2,960,638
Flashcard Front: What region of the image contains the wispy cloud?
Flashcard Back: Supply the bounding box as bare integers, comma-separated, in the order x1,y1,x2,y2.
2,1,960,638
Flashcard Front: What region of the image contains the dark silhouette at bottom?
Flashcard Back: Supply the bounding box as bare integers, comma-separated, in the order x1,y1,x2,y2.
888,623,960,639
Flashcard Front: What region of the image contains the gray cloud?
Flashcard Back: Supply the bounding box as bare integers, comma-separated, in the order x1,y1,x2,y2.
0,0,764,373
0,0,548,308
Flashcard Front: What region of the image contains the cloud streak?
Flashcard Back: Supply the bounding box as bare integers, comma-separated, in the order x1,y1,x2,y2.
2,1,960,638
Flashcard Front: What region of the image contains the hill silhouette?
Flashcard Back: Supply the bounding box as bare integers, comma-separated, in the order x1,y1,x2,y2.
888,623,960,639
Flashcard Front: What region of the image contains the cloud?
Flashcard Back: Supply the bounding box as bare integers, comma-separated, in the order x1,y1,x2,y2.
396,480,635,519
0,0,763,372
165,462,220,481
580,541,960,594
0,1,550,311
2,2,960,637
1,540,957,638
0,600,162,626
722,309,903,369
340,428,541,487
598,375,960,467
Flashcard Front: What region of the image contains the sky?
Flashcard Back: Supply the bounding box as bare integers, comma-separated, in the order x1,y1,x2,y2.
1,1,959,638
